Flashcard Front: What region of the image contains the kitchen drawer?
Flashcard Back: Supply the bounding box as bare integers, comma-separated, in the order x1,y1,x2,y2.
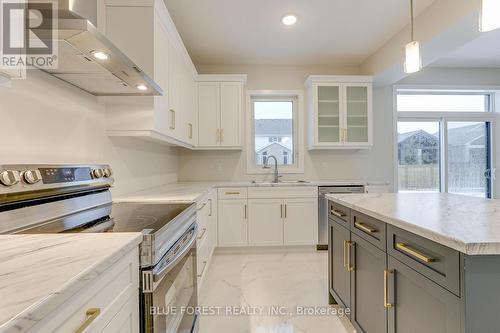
351,210,386,250
247,186,317,199
29,248,139,333
387,225,460,296
218,187,248,199
328,201,350,229
197,231,213,281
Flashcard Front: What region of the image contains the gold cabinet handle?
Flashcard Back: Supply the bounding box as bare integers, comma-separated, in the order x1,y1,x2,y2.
384,270,394,308
75,308,101,333
169,109,175,129
197,228,207,240
395,242,436,263
208,199,212,216
188,123,193,139
197,261,208,277
331,209,346,218
280,204,283,218
244,204,247,219
225,191,240,195
343,240,347,268
347,241,354,272
355,221,378,234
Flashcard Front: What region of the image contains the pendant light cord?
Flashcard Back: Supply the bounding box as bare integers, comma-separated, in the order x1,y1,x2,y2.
410,0,414,41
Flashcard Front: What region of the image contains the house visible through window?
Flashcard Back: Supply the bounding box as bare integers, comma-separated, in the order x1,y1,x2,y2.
397,90,494,198
252,98,296,167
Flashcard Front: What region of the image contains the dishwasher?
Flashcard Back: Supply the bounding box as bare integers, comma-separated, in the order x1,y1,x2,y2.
318,185,365,250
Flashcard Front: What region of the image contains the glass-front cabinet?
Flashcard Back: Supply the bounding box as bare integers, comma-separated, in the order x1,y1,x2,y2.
306,76,373,149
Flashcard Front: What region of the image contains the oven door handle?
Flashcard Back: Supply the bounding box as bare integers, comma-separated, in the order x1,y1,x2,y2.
152,223,198,283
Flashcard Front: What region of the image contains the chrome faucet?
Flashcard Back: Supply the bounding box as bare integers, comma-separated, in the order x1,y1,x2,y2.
263,155,281,183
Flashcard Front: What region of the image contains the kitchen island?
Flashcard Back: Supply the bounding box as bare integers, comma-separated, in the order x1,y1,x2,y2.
325,193,500,333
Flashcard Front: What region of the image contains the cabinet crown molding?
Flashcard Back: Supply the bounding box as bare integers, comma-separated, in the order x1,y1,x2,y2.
305,75,373,87
197,74,247,84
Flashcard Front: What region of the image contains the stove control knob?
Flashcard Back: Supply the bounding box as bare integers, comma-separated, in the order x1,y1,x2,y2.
103,168,113,178
0,170,21,186
22,170,42,184
92,169,104,179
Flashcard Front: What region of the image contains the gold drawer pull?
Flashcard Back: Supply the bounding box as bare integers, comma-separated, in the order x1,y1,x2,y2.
384,270,394,308
396,242,436,263
75,308,101,333
169,109,175,130
343,240,347,268
331,209,346,218
197,261,208,277
225,191,240,195
197,228,207,240
355,222,378,234
347,241,354,272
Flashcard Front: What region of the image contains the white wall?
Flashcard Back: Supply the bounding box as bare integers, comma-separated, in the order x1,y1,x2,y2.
178,64,395,185
0,70,179,196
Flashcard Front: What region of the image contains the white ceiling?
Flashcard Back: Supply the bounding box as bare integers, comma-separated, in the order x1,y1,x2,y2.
164,0,436,67
431,29,500,68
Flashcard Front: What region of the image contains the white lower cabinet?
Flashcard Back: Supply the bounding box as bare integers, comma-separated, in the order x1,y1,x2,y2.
248,199,284,246
283,198,318,245
217,198,248,247
248,198,318,246
216,187,318,247
196,189,217,289
28,247,139,333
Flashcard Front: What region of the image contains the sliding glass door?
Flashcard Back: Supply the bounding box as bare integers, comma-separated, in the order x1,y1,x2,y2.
447,122,491,198
397,121,440,192
397,120,492,198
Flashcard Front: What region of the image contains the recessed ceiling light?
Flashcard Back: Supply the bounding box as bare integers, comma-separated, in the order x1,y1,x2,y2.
136,84,148,91
91,51,109,60
281,14,297,26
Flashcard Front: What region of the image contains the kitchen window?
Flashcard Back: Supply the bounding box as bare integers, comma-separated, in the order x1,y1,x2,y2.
247,91,304,174
396,89,496,198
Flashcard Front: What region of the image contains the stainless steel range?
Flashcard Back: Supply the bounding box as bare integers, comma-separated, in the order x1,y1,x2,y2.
0,164,198,333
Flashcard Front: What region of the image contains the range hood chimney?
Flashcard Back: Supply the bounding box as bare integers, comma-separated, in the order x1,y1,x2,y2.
28,0,163,96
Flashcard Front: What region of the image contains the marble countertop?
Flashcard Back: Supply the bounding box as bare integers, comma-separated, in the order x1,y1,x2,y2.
0,233,142,332
326,193,500,255
114,180,367,204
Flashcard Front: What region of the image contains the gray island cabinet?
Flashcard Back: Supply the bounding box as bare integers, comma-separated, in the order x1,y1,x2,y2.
327,193,500,333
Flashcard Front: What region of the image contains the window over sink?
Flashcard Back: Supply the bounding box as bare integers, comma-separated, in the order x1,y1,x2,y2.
246,91,304,174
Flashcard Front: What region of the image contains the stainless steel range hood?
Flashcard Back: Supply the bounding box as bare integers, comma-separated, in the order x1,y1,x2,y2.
28,0,163,96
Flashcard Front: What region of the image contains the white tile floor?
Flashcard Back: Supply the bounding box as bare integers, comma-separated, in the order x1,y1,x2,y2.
198,248,356,333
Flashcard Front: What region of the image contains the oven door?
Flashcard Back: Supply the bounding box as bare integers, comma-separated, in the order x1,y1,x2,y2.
141,223,198,333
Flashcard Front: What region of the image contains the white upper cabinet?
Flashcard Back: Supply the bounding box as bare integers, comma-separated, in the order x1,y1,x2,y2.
102,0,197,148
196,75,246,149
198,82,220,147
305,75,373,150
220,82,242,147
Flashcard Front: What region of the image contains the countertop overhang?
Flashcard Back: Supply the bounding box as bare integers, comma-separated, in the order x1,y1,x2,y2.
326,193,500,255
0,233,142,332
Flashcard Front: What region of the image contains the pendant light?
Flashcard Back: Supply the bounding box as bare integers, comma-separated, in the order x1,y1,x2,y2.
404,0,422,74
480,0,500,32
